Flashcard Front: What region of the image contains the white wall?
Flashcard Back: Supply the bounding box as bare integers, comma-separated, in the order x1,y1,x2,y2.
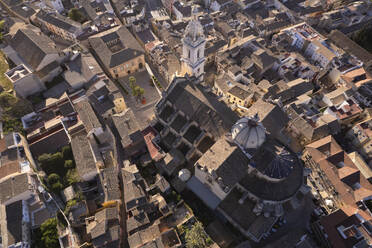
195,166,229,200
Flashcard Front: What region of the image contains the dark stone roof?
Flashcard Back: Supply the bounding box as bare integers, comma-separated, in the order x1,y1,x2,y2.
71,130,97,179
101,167,121,202
0,173,30,204
29,129,70,158
329,30,372,65
197,139,250,189
245,99,289,136
36,10,81,33
238,138,303,201
74,99,101,133
88,207,120,247
1,0,22,7
35,61,60,79
112,108,143,147
173,2,192,17
5,200,23,246
11,28,58,70
121,165,148,210
10,3,36,19
228,85,251,100
126,211,150,234
89,26,144,69
157,77,238,138
218,187,276,235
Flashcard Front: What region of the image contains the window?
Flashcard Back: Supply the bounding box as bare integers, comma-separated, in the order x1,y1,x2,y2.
197,49,200,59
188,50,190,59
120,66,124,71
113,69,117,73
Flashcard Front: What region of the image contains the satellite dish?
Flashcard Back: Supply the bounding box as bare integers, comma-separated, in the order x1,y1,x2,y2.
178,169,191,182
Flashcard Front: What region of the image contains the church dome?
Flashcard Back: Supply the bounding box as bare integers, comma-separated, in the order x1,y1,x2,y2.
184,17,204,42
231,115,266,150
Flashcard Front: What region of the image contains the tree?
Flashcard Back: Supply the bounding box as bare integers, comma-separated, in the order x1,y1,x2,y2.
62,145,73,160
352,25,372,53
65,168,79,185
129,76,136,90
185,222,210,248
133,86,145,102
0,20,5,31
64,160,74,169
47,173,60,185
38,152,64,175
68,8,85,23
50,181,63,193
40,218,60,248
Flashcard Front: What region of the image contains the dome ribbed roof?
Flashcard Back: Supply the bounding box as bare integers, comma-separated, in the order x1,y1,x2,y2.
231,115,266,150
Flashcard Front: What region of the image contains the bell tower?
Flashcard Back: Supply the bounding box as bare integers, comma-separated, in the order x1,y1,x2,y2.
181,16,206,81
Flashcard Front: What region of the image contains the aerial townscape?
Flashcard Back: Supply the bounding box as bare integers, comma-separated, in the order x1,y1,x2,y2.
0,0,372,247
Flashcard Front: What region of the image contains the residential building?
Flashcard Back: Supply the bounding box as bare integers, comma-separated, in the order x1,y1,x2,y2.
210,0,232,12
0,200,31,248
21,93,78,158
303,136,372,214
85,207,120,247
88,26,145,78
346,118,372,160
172,1,191,20
34,9,83,41
0,173,38,205
312,207,372,248
0,132,33,181
112,108,146,158
2,27,63,97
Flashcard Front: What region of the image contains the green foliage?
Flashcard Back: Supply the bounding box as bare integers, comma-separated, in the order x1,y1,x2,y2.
68,8,86,23
65,168,79,185
133,85,145,98
62,145,73,160
47,173,61,185
352,25,372,53
129,76,136,90
38,152,64,175
0,20,5,30
185,222,210,248
64,160,74,169
0,90,32,135
50,181,63,193
64,199,78,215
47,173,63,192
152,75,163,89
57,211,67,229
38,148,78,189
0,51,12,90
40,218,60,248
0,92,17,108
1,114,24,134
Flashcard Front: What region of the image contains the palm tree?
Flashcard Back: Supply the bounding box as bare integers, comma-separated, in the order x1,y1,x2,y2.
129,76,136,91
133,86,145,103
